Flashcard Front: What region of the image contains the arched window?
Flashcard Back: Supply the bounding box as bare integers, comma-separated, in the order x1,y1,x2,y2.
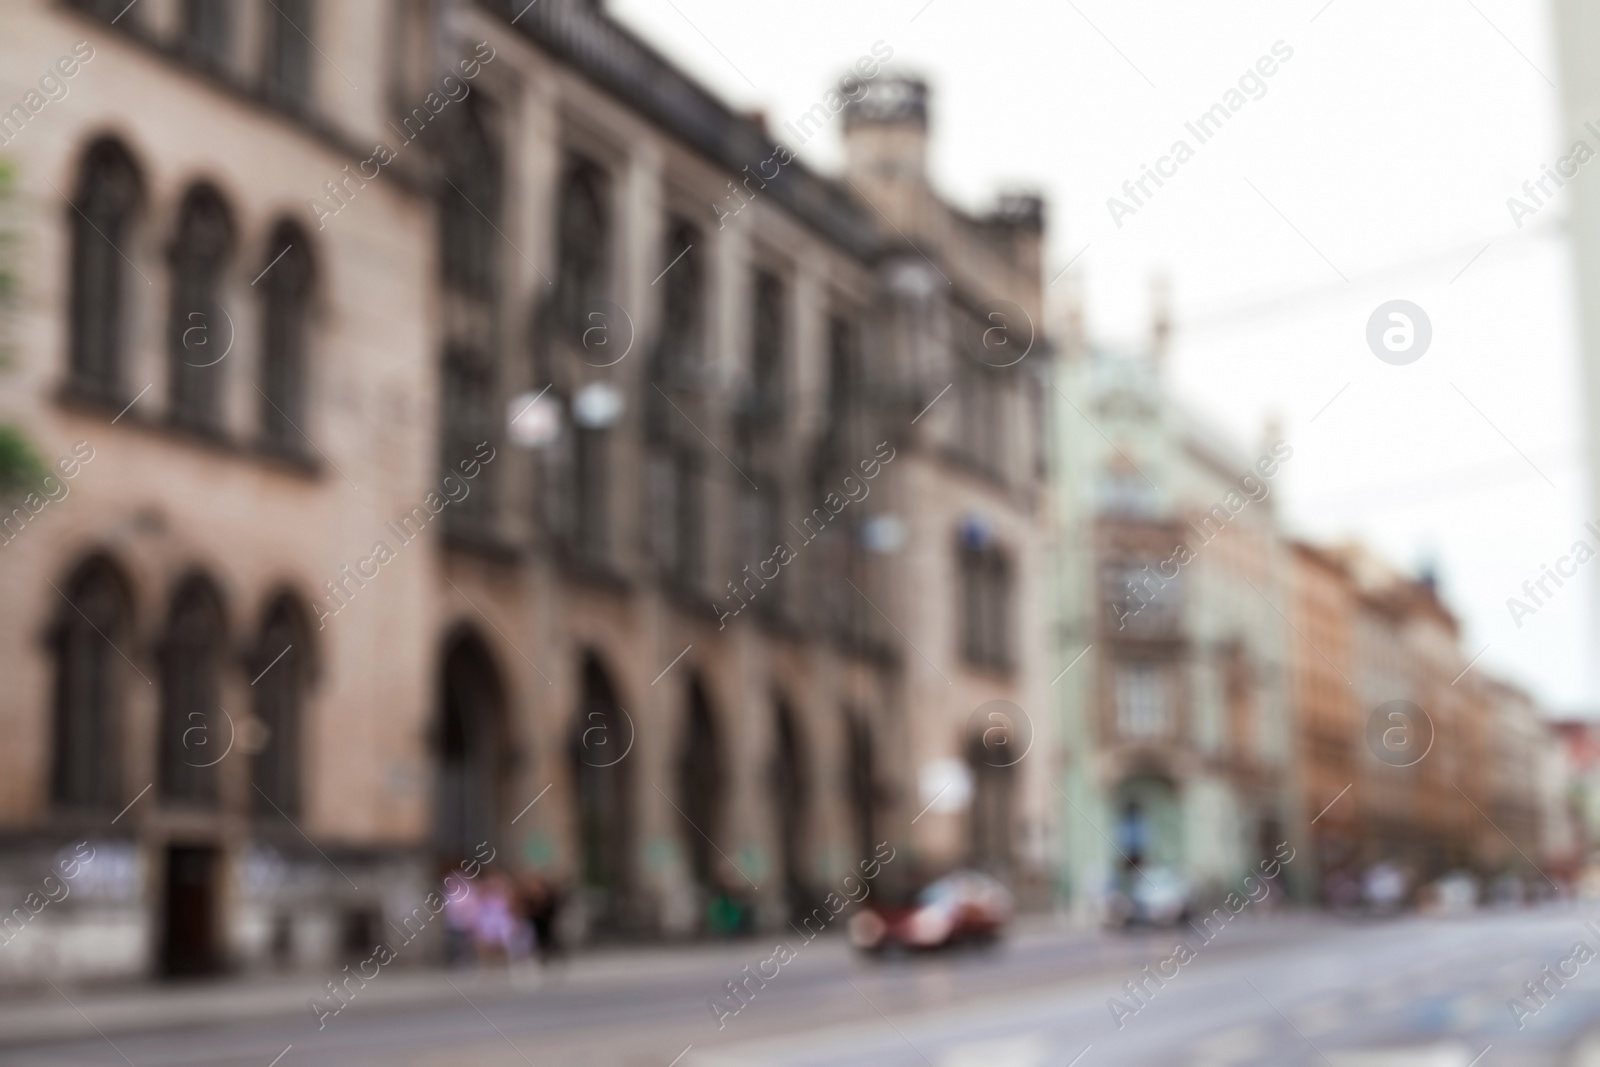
676,675,723,898
251,595,310,819
167,185,233,433
50,557,132,810
258,222,313,454
158,575,227,806
556,162,608,340
435,629,504,859
68,139,141,404
440,103,499,299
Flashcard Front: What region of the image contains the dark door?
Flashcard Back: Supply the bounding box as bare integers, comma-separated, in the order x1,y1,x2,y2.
162,845,220,976
676,677,722,899
771,702,809,918
572,655,633,930
436,633,504,862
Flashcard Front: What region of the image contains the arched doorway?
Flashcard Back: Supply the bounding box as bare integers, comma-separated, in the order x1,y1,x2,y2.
1112,774,1182,888
435,629,505,862
570,653,632,930
771,698,809,918
156,571,228,977
676,675,723,904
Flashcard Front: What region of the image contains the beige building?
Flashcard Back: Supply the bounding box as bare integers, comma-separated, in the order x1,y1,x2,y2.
0,0,1054,982
1288,540,1553,902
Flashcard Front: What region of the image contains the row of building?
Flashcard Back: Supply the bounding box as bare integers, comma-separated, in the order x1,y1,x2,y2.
1052,315,1575,915
0,0,1574,984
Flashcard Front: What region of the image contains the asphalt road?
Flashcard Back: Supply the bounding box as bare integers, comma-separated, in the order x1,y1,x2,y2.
10,909,1600,1066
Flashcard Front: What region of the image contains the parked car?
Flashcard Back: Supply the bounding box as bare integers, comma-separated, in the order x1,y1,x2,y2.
1102,866,1193,928
850,870,1013,952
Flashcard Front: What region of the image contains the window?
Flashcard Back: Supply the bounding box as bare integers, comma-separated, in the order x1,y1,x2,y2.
257,222,313,454
1098,460,1157,515
159,576,227,807
50,558,130,811
958,530,1012,670
263,0,312,110
739,481,783,617
167,185,233,433
826,315,858,428
956,360,1004,478
556,162,608,340
252,597,308,818
441,349,495,534
1116,661,1170,740
647,446,699,589
182,0,233,69
440,104,499,298
1223,643,1257,760
68,139,141,405
573,422,610,566
745,270,784,422
1102,559,1183,633
657,219,702,375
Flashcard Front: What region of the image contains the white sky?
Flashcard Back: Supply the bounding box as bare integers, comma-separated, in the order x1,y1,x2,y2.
609,0,1595,713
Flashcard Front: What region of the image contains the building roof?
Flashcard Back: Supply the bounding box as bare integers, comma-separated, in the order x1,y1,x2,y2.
495,0,882,259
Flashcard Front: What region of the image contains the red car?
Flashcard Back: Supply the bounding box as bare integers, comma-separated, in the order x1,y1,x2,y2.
850,870,1014,952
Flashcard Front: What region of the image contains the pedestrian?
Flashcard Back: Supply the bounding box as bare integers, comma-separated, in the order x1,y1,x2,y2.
522,873,566,966
474,873,522,964
443,874,480,967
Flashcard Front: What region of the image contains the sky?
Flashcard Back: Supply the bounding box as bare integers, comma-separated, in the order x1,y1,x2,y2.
608,0,1594,713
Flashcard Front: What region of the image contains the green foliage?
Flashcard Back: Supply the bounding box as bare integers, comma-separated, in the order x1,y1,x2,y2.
0,423,46,499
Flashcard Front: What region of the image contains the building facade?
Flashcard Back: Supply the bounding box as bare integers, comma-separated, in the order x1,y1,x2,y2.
1288,541,1553,903
0,0,1052,983
1051,318,1298,916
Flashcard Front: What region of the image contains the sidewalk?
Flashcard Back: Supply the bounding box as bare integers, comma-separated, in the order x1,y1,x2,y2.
0,932,860,1048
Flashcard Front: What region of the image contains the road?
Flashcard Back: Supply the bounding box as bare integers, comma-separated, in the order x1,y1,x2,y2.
9,909,1600,1066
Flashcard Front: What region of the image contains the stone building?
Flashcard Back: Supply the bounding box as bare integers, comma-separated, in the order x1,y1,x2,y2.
0,0,1052,983
1050,311,1298,915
